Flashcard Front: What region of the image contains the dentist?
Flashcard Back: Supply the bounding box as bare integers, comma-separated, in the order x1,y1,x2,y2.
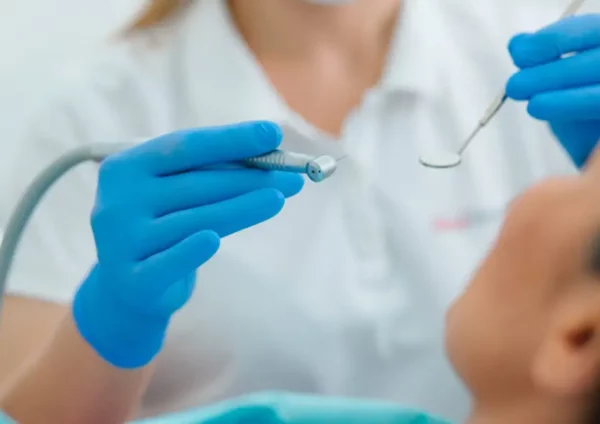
1,1,598,422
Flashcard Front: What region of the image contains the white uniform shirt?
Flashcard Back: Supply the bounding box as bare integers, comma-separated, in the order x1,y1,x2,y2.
0,0,582,421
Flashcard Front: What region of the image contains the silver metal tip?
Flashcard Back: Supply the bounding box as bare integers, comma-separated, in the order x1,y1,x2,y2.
306,156,337,182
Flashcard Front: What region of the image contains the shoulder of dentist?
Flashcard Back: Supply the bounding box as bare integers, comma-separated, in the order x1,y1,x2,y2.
1,0,600,421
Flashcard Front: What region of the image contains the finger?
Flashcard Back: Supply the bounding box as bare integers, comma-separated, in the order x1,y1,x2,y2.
127,121,283,176
151,169,304,216
139,188,286,259
133,230,220,297
154,274,196,315
508,15,600,69
506,47,600,101
527,85,600,121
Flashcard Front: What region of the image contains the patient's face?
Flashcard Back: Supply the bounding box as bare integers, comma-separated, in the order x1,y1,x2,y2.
445,175,600,401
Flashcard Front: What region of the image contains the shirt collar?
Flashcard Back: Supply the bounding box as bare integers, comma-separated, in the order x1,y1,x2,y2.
379,0,441,96
180,0,442,126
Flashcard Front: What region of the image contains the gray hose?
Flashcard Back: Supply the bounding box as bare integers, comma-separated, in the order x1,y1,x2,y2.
0,143,131,318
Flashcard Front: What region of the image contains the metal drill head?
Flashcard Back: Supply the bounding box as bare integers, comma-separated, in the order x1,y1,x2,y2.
306,155,337,182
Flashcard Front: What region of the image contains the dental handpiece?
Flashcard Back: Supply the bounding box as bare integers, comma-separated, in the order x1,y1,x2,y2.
87,143,339,182
241,150,338,182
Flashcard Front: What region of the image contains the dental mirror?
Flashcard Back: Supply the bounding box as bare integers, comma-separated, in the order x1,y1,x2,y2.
419,0,586,171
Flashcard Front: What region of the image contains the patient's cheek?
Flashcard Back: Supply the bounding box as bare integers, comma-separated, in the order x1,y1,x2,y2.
444,288,483,390
445,278,513,397
444,178,579,396
446,269,492,380
444,300,463,373
443,244,522,395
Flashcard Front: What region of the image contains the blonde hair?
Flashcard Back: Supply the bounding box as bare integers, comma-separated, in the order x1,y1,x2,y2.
129,0,191,31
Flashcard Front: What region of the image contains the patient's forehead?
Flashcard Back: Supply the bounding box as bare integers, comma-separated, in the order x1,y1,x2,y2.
494,177,600,287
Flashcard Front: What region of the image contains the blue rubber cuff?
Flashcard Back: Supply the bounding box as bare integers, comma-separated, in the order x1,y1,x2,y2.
72,265,169,369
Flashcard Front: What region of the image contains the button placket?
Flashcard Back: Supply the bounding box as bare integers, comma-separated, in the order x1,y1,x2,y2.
341,107,393,288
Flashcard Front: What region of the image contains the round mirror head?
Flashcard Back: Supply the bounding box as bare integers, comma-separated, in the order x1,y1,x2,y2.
419,151,462,169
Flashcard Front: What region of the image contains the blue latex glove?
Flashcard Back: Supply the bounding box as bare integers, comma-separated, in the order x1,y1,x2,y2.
133,392,450,424
73,121,304,368
506,14,600,168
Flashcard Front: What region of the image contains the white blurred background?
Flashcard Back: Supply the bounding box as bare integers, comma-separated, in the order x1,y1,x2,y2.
0,0,143,154
0,0,142,79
